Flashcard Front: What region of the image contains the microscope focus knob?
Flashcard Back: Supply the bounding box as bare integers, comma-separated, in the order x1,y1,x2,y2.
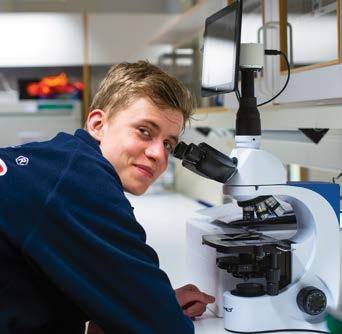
297,286,327,316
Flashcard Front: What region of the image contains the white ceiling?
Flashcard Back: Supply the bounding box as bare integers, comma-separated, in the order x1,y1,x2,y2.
0,0,187,13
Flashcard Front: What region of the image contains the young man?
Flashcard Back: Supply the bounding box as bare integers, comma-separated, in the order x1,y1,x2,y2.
0,61,214,334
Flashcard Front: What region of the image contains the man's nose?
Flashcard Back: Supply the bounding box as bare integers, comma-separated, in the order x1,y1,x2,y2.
145,140,165,161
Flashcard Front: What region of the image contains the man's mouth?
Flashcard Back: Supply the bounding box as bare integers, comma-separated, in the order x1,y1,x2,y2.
133,164,154,178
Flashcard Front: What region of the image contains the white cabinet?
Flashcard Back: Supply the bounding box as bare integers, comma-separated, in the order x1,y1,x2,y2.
0,14,84,67
274,63,342,103
0,12,178,67
0,100,82,146
229,0,342,106
87,13,176,65
265,0,342,104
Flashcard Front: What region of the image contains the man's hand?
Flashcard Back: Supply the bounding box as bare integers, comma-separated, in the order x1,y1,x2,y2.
175,284,215,318
87,322,104,334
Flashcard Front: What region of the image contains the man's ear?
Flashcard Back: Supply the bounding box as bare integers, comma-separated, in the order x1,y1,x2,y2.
86,109,106,142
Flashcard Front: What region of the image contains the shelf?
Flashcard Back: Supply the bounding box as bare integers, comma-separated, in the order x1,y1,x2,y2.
188,103,342,130
261,128,342,172
260,104,342,130
0,100,81,114
149,0,225,47
194,106,229,114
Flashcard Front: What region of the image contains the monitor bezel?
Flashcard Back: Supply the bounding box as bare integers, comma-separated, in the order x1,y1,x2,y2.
201,1,242,97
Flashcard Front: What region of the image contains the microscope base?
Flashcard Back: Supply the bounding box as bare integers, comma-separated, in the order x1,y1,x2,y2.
223,291,328,333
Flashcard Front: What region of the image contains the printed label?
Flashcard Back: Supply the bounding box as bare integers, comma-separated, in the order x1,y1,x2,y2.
16,156,29,166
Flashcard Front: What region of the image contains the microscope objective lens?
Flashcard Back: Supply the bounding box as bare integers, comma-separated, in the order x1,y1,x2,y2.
242,205,255,220
265,196,286,216
254,201,269,220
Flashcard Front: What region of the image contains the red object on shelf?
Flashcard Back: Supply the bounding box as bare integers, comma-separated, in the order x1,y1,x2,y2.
26,72,83,98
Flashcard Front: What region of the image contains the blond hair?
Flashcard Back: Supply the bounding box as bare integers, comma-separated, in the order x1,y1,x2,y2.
89,61,194,128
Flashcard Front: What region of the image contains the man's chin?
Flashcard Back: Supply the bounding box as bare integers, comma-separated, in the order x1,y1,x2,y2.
124,183,149,196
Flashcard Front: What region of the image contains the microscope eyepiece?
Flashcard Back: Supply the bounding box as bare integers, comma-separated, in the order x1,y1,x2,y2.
172,141,188,159
173,141,238,183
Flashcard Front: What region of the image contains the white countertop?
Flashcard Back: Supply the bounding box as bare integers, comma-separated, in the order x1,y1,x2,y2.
193,310,314,334
127,191,205,287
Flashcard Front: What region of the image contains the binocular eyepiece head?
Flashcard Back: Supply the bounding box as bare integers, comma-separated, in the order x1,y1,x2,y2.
173,141,237,184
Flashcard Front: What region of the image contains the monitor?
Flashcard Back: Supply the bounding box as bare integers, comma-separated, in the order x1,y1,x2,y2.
201,1,242,97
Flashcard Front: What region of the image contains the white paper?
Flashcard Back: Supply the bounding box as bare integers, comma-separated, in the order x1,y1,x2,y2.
197,201,242,224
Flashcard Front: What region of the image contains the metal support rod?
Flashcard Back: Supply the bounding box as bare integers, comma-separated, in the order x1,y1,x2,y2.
241,69,255,98
236,68,261,136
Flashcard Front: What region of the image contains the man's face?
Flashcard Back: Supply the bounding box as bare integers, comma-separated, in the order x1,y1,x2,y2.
89,98,183,195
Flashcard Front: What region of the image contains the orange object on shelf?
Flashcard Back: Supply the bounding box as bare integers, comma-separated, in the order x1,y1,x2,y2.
41,72,68,87
26,73,83,98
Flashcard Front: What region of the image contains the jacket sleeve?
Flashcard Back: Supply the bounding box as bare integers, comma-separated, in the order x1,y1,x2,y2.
21,150,194,334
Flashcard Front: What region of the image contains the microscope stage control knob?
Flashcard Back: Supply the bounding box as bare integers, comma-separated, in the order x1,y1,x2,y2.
297,286,327,316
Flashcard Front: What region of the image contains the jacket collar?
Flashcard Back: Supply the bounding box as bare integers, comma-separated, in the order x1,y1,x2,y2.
74,129,101,154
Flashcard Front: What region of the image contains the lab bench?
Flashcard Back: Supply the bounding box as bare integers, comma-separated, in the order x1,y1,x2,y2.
194,312,307,334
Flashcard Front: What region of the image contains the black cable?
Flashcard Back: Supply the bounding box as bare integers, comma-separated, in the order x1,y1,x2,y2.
257,49,290,107
332,172,342,183
235,89,241,102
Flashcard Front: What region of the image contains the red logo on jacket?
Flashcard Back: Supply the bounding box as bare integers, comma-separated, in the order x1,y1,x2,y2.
0,158,7,176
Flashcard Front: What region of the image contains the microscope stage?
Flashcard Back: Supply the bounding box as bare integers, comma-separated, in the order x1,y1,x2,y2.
202,232,292,253
222,213,297,231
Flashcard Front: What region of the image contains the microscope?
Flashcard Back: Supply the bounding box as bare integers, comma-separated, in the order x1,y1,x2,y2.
173,1,340,332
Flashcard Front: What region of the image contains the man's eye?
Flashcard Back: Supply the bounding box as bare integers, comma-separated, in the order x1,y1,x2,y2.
164,141,174,153
139,128,150,137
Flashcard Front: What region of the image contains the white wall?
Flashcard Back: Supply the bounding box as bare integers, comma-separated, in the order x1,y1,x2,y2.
0,13,84,67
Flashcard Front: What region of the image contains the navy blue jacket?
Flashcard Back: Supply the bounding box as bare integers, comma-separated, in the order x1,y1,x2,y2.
0,129,194,334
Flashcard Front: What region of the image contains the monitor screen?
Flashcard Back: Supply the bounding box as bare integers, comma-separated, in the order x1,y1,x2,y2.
201,1,242,97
